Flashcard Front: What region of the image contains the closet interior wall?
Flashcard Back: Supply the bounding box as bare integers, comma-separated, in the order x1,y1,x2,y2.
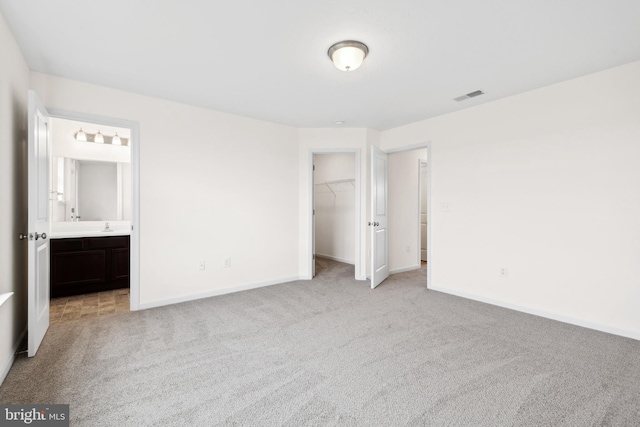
314,153,356,265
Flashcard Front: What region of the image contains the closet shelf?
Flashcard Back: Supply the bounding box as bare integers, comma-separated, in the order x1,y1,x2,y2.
314,179,355,200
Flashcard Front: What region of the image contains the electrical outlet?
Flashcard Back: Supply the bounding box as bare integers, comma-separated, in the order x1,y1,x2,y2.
441,202,450,212
499,267,508,278
405,245,411,253
198,260,206,271
224,257,231,268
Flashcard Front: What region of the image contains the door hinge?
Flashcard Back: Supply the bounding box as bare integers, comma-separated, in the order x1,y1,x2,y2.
313,209,315,215
313,165,315,171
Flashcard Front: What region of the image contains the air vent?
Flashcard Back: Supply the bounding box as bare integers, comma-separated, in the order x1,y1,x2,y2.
454,90,485,102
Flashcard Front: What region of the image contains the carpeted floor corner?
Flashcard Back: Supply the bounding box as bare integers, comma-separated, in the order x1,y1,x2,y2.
1,259,639,426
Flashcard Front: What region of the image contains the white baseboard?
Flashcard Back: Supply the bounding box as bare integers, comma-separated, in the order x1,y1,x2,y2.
1,327,26,386
315,254,354,265
390,264,421,274
429,284,640,342
139,276,301,310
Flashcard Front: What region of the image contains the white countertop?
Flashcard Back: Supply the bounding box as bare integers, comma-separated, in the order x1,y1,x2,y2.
50,230,131,239
50,221,131,239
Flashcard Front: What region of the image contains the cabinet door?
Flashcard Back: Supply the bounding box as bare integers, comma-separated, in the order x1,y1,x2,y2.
111,248,130,281
51,250,107,286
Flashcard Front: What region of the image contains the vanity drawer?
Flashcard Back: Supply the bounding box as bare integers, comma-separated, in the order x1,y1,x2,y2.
85,236,129,249
51,238,84,252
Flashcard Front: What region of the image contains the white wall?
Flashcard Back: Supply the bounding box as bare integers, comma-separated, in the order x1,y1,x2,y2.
0,10,29,385
388,148,428,272
30,72,300,308
298,128,369,280
380,60,640,339
314,153,355,264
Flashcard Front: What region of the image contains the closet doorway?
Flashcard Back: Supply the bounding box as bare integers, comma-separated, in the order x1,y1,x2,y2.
313,152,359,278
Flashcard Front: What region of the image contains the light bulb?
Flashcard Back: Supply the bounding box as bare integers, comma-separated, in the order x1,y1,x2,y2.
112,133,122,145
75,128,87,142
94,130,104,144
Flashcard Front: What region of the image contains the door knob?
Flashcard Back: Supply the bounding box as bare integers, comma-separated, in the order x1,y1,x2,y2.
18,233,31,240
34,232,47,240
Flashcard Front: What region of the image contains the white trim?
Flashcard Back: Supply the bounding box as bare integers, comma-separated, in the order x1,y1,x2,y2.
1,327,26,386
425,148,431,289
315,254,354,265
129,120,141,311
385,141,430,154
308,149,362,281
139,276,300,310
47,109,141,311
390,265,421,274
429,285,640,342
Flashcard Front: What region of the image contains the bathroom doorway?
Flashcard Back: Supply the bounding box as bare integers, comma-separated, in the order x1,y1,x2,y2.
387,145,430,287
47,111,140,320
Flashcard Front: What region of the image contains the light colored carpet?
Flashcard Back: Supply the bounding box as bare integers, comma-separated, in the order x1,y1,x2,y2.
1,258,639,426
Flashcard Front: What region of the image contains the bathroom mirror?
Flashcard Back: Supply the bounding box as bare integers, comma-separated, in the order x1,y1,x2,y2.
51,157,131,222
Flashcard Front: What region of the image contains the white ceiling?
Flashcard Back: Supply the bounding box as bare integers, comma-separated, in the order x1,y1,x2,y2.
1,0,639,130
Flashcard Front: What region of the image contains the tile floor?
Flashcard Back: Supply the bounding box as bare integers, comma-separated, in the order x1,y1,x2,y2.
50,289,130,324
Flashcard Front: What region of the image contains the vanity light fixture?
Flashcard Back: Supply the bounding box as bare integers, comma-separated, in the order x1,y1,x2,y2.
75,128,87,142
328,40,369,71
94,130,104,144
73,128,130,146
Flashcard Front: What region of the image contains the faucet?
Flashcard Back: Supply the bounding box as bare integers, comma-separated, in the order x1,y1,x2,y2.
103,222,111,232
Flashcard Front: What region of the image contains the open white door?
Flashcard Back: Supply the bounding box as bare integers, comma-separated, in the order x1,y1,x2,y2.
370,146,389,288
27,90,51,357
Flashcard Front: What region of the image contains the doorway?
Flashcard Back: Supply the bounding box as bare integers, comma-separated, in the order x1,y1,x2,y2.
386,145,430,287
420,160,428,265
47,111,140,313
310,150,361,280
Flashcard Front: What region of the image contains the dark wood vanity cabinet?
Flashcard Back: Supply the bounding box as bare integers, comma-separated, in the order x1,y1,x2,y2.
50,235,130,298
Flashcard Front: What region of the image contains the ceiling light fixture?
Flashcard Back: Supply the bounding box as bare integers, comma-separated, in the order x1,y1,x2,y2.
94,130,104,144
328,40,369,72
112,133,122,146
75,128,87,142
